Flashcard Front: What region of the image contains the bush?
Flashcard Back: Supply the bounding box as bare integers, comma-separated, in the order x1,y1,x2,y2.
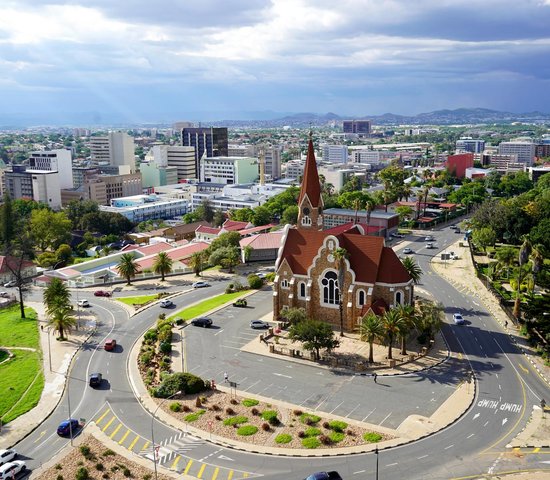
248,274,264,289
319,434,332,445
195,397,202,408
293,409,303,416
169,402,182,412
251,407,259,416
184,410,205,422
144,329,158,342
300,413,321,425
75,467,90,480
328,420,348,432
95,463,105,471
102,449,115,457
140,352,153,367
215,415,222,421
230,398,238,405
329,431,345,443
211,404,221,411
237,425,258,436
154,372,206,398
55,464,63,470
242,398,259,407
322,421,330,429
301,437,321,449
223,416,249,426
297,431,306,438
261,410,278,421
225,407,235,415
56,475,64,480
159,341,172,354
79,445,91,458
304,427,321,437
275,434,292,444
261,422,270,431
363,432,383,443
122,467,132,477
182,405,191,412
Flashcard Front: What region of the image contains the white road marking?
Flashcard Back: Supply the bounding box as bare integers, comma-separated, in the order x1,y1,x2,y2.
214,329,224,336
444,444,454,449
353,470,366,475
473,413,480,420
345,404,361,418
362,409,376,422
379,412,392,425
484,421,489,426
417,455,428,459
243,380,261,392
386,463,398,467
467,433,475,438
329,401,345,414
273,373,292,379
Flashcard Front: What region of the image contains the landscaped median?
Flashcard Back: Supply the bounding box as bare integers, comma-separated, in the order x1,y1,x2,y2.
116,293,167,309
166,290,251,322
0,305,44,425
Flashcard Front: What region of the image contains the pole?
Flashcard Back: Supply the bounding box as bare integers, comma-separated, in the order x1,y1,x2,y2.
47,327,52,372
181,331,184,373
151,391,181,480
375,445,379,480
67,375,73,446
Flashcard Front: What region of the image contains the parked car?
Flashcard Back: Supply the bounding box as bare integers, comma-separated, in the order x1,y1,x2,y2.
57,418,79,436
426,243,434,249
89,373,103,388
104,339,117,351
424,235,434,241
304,472,343,480
94,290,111,297
403,247,413,254
233,299,248,308
0,460,26,479
455,228,461,233
453,313,465,325
191,317,213,328
159,299,174,308
192,281,210,288
0,292,8,298
250,320,270,329
3,281,17,288
0,450,16,467
77,299,90,308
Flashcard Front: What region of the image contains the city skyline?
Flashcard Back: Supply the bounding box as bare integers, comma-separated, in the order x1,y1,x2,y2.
1,0,550,125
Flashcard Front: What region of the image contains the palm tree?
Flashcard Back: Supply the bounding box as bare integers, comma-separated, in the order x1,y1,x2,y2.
416,300,444,341
153,251,173,281
48,306,76,340
382,309,405,360
496,246,516,279
397,304,418,355
363,194,377,231
188,251,206,276
334,247,348,337
117,253,139,285
514,237,532,320
360,313,385,363
530,244,545,288
43,277,71,316
401,257,422,284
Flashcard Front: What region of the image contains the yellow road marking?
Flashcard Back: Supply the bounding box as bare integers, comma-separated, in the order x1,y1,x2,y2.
141,441,150,451
227,471,233,480
211,467,219,480
514,447,521,452
519,363,529,373
33,431,46,443
183,459,194,475
171,455,181,470
102,416,115,432
197,463,206,478
128,435,140,451
109,424,122,439
243,473,249,478
533,447,541,453
118,429,130,445
95,408,110,424
458,353,463,360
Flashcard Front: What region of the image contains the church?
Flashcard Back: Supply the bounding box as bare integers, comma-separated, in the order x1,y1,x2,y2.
272,137,414,332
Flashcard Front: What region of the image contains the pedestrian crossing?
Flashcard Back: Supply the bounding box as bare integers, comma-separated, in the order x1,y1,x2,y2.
94,406,254,479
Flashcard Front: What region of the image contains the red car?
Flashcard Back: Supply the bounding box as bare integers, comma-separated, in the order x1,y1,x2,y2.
94,290,111,297
104,339,117,351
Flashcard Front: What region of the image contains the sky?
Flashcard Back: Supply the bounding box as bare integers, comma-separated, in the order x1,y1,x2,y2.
1,0,550,125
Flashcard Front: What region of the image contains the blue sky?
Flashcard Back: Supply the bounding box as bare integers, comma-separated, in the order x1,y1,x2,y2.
1,0,550,124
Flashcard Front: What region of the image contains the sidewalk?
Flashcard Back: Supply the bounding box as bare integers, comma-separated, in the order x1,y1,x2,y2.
0,301,96,449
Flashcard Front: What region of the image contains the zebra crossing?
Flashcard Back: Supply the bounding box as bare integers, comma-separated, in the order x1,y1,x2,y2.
140,431,204,464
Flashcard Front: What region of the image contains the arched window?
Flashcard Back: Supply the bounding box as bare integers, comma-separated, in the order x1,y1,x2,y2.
321,271,339,305
301,216,311,226
299,282,306,298
281,279,289,289
357,289,366,306
395,291,403,305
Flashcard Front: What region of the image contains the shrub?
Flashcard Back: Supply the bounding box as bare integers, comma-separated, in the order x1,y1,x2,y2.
329,431,345,443
75,467,90,480
174,317,184,326
293,409,303,416
297,431,306,438
182,405,191,413
144,329,158,342
242,398,259,407
225,407,235,415
223,416,249,426
300,413,321,425
248,274,264,289
275,434,292,444
195,397,202,408
322,421,330,429
55,464,63,470
363,432,383,443
184,410,205,422
159,341,171,354
95,463,105,471
143,475,152,480
211,404,221,411
328,420,348,432
261,422,270,431
154,372,206,398
301,437,321,449
79,445,91,458
169,402,182,412
102,473,109,479
215,415,222,421
319,434,332,445
237,425,258,436
56,475,64,480
261,410,278,421
346,429,355,436
230,398,238,405
251,407,259,416
102,449,115,457
140,352,153,367
304,427,321,437
122,467,132,477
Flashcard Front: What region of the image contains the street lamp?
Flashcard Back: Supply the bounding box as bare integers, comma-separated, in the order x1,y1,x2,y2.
47,327,52,372
66,374,74,446
151,390,182,480
375,445,379,480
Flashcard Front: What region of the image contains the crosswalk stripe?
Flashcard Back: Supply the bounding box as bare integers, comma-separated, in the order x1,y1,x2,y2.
142,441,150,451
128,435,140,451
102,416,116,432
183,459,193,475
533,447,541,453
95,407,110,424
212,467,219,480
118,429,130,445
197,463,206,478
109,424,122,439
243,473,249,478
171,455,181,470
227,471,233,480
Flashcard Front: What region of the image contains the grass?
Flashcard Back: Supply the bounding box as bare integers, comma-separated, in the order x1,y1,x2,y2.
275,434,292,444
0,350,44,423
242,398,259,407
328,420,348,432
223,415,248,426
363,432,382,443
167,291,251,322
184,409,206,422
328,432,345,443
304,427,321,437
0,305,40,349
116,295,157,306
300,413,321,425
236,425,258,436
301,437,321,449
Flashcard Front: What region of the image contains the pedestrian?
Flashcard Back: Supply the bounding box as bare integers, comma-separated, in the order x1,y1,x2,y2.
40,325,43,331
224,372,228,383
504,320,508,329
373,372,378,383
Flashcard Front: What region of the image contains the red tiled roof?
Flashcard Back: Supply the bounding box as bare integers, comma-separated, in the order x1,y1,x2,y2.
239,224,275,236
417,217,436,223
196,225,221,235
298,139,322,208
240,232,284,250
136,242,210,270
324,222,384,236
222,220,250,231
135,242,173,256
0,255,35,273
361,299,388,317
377,248,412,283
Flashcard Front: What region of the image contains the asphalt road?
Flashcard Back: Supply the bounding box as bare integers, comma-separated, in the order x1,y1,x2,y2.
12,225,550,480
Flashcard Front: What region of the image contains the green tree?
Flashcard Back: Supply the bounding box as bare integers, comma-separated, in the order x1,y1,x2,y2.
30,209,72,251
416,300,444,342
117,253,139,285
48,306,77,340
360,313,385,363
229,208,255,223
43,277,71,317
281,205,299,225
153,251,173,281
401,257,422,284
395,206,414,223
55,244,73,266
530,244,545,288
496,246,516,279
194,199,215,223
65,200,99,230
188,251,207,276
212,209,225,227
397,304,418,356
382,309,405,360
279,307,307,324
472,227,497,253
243,245,253,264
288,319,340,360
252,206,272,226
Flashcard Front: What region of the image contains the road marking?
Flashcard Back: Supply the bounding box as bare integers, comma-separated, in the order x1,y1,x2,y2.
467,434,475,438
211,467,220,480
330,401,345,414
218,455,234,461
142,441,150,451
214,329,224,336
227,471,234,480
362,409,376,421
109,424,122,439
519,363,529,373
502,418,508,425
171,455,181,470
273,373,292,378
417,455,428,459
102,415,116,432
473,413,480,420
128,435,140,451
183,459,193,475
33,431,46,443
386,463,398,467
444,444,454,449
197,463,206,478
379,412,392,426
345,403,361,418
243,380,261,392
484,421,489,427
118,428,130,444
353,470,366,475
533,448,541,453
95,408,110,424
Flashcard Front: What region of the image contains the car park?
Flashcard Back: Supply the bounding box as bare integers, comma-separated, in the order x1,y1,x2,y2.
94,290,111,297
77,299,90,308
159,299,174,308
192,281,210,288
57,418,79,436
89,373,103,388
453,313,465,325
304,472,343,480
250,320,270,329
104,339,116,351
403,247,413,254
3,281,17,288
191,317,213,327
0,460,26,479
0,450,16,467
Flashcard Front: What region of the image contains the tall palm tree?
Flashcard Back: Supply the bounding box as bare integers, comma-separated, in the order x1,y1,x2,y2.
117,253,139,285
360,313,385,363
363,193,377,231
382,309,405,360
401,257,422,284
43,277,71,316
514,236,532,320
334,247,348,337
530,244,545,288
416,300,444,341
48,306,76,340
397,304,418,355
153,251,173,281
188,251,206,276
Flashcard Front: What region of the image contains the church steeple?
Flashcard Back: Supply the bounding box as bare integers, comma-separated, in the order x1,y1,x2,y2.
297,132,324,230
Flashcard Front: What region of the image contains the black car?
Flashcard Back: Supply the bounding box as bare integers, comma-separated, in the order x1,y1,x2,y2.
89,373,102,388
304,472,343,480
191,317,213,328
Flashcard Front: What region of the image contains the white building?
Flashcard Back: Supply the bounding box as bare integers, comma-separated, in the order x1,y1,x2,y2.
100,194,189,223
228,144,282,180
28,149,73,189
284,160,305,180
498,141,536,166
90,132,136,173
151,145,196,181
30,170,62,209
200,157,258,185
318,164,362,192
351,149,395,164
321,144,348,164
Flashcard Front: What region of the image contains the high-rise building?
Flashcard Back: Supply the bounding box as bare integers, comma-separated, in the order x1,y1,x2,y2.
3,165,62,209
456,138,485,154
90,132,136,172
321,144,348,163
151,145,196,181
342,120,372,136
181,127,228,175
498,141,536,166
28,149,73,189
200,157,258,185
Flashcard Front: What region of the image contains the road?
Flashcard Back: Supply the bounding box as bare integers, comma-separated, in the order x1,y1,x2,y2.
13,226,550,480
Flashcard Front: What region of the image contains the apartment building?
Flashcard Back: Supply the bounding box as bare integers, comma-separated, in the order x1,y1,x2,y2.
321,144,348,163
200,157,258,185
150,145,196,181
90,131,136,172
498,141,536,166
28,149,73,188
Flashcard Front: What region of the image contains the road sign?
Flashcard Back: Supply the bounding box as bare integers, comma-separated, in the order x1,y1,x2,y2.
229,381,237,388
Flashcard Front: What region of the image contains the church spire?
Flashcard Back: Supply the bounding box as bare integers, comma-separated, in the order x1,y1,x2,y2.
297,131,323,230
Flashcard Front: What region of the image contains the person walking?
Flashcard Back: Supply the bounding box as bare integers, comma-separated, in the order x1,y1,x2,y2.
373,372,378,383
224,372,228,383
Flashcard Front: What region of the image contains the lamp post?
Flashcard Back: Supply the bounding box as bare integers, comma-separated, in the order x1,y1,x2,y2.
67,374,74,446
151,391,181,480
47,327,52,372
375,445,379,480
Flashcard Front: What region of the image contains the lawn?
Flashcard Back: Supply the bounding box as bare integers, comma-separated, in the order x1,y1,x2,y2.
0,349,44,423
167,291,251,322
117,294,158,306
0,305,40,349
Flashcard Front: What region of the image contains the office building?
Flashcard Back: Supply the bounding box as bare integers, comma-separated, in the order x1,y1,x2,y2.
456,138,485,154
28,149,73,189
3,165,62,209
321,144,348,163
151,145,196,181
200,157,258,185
90,131,136,172
284,160,306,180
139,162,178,189
446,153,474,178
342,120,372,136
498,141,536,166
181,127,228,175
228,144,282,180
100,194,189,223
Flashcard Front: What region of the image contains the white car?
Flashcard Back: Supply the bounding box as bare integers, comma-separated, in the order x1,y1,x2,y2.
424,235,434,241
77,299,90,308
453,313,465,325
3,280,17,288
159,299,174,308
250,320,270,329
0,450,16,467
0,292,9,298
0,460,26,479
403,247,413,254
192,281,210,288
